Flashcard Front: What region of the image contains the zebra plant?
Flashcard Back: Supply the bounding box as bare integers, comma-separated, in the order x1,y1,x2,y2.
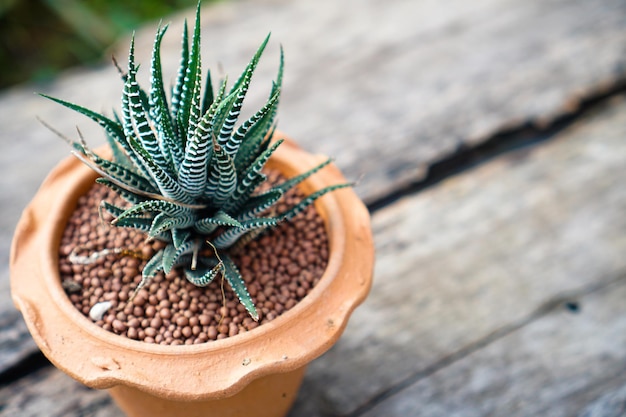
42,5,348,320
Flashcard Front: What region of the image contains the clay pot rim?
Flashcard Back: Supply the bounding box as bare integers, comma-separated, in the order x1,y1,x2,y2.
10,134,374,400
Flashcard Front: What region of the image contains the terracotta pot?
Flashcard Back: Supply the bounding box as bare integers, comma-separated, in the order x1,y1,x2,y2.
10,134,374,417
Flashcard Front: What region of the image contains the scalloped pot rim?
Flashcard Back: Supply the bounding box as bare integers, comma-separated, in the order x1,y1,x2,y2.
10,133,374,404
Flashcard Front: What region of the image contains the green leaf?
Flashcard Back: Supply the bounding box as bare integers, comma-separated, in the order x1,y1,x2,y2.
178,97,221,196
124,43,170,174
171,20,189,120
224,139,283,214
74,150,157,194
113,200,192,224
222,254,258,320
149,23,182,170
233,91,280,175
38,94,145,173
238,189,283,221
273,157,333,194
100,201,126,218
96,178,145,205
143,249,165,278
176,4,202,144
201,69,214,115
184,261,221,287
205,139,237,208
148,212,195,238
193,211,242,234
128,135,196,204
216,34,271,149
279,183,352,221
172,229,191,249
163,239,194,273
214,217,279,249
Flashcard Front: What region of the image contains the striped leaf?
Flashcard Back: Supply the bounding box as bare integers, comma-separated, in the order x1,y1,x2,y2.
176,5,202,145
100,201,126,218
233,93,280,175
178,130,212,197
222,254,258,320
279,183,352,221
113,200,193,224
149,23,182,170
171,20,189,121
143,249,165,278
109,213,153,234
225,139,283,214
273,157,333,194
193,211,242,234
209,87,240,150
213,217,279,249
216,34,270,149
148,212,196,238
128,136,196,205
268,46,284,120
120,36,153,176
124,45,170,174
102,205,169,240
184,262,221,287
238,189,283,221
230,89,280,164
74,151,157,194
95,178,145,205
172,228,191,249
205,139,237,207
178,95,222,196
186,68,203,145
163,239,195,273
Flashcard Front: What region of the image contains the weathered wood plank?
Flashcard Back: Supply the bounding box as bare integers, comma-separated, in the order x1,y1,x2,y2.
286,94,626,415
578,382,626,417
0,367,121,417
360,278,626,417
3,95,625,416
0,271,38,375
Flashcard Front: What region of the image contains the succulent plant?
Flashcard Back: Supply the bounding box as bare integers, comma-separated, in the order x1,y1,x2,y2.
42,5,348,320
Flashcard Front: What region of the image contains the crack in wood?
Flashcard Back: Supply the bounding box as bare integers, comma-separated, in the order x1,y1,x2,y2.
367,77,626,213
0,351,49,388
343,273,626,417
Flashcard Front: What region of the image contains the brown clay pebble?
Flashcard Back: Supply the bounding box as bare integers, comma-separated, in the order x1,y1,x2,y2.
59,171,329,345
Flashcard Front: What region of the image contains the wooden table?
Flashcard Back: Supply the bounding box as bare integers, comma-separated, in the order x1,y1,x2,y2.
2,0,626,415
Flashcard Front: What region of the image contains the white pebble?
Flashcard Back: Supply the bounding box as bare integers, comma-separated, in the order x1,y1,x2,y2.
89,301,113,321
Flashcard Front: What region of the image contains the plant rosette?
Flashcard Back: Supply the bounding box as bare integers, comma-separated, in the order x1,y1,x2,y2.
10,133,373,417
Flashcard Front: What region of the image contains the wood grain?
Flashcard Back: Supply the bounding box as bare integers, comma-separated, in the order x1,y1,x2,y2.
360,279,626,417
3,93,626,417
0,367,121,417
288,94,626,415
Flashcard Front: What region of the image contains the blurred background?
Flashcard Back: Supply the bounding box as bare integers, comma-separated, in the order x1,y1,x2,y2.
0,0,204,88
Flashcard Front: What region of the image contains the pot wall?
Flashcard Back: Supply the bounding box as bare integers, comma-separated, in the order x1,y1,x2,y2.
109,366,306,417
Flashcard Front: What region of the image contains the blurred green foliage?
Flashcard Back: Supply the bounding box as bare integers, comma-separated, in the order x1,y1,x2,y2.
0,0,208,89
